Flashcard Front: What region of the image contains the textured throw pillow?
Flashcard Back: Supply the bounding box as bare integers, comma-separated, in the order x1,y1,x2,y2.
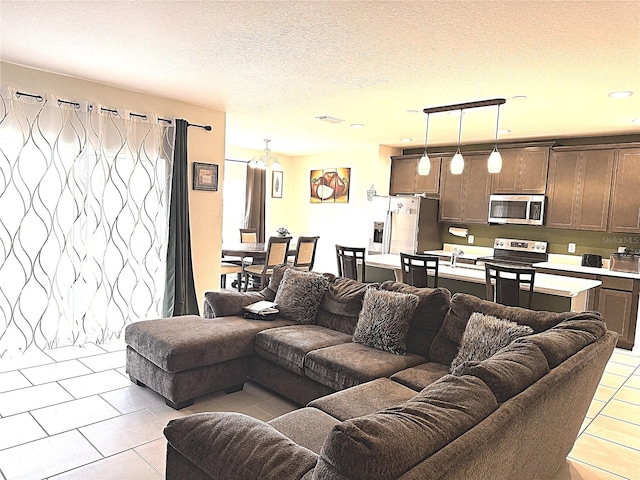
450,312,533,374
353,288,419,355
274,268,330,324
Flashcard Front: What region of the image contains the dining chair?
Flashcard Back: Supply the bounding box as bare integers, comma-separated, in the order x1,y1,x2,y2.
485,262,536,308
400,253,439,288
288,236,320,271
240,228,257,243
242,236,292,291
335,244,366,282
220,261,243,291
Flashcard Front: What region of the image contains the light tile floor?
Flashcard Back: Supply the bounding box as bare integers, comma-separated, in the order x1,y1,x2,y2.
0,343,638,479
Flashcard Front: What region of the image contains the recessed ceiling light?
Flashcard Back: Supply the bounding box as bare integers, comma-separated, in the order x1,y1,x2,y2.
608,91,633,99
400,138,413,142
511,95,528,101
350,123,365,129
406,109,420,114
632,118,640,124
498,129,511,134
314,115,344,124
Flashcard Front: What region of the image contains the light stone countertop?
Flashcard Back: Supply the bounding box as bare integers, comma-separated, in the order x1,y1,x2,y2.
366,253,601,312
533,261,640,280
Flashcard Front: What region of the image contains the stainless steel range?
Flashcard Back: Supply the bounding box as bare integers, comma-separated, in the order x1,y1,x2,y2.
478,238,548,267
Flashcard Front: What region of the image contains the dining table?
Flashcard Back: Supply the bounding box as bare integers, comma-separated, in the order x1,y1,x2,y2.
222,242,296,261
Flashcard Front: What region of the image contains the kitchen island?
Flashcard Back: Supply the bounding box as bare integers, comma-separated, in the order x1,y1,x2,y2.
366,254,601,312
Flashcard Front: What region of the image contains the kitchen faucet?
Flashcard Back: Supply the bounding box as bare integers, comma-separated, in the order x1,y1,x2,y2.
451,247,464,268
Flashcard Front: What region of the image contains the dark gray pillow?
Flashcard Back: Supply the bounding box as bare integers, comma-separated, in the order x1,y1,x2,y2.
450,312,533,374
274,268,330,324
353,288,419,355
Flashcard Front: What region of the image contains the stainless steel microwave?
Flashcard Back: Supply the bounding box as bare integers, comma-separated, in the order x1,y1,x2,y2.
488,194,546,225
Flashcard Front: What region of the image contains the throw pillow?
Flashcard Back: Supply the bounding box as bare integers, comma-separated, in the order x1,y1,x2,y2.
450,312,533,374
274,268,330,324
352,288,419,355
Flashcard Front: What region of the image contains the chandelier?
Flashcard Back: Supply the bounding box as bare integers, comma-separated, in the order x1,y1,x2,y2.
249,139,282,171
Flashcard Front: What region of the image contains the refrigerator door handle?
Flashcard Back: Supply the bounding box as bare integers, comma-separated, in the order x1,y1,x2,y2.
382,209,392,254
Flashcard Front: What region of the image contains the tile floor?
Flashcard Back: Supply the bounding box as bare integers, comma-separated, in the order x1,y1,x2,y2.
0,343,638,479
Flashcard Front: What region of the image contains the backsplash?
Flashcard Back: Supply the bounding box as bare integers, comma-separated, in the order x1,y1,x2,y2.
442,223,639,259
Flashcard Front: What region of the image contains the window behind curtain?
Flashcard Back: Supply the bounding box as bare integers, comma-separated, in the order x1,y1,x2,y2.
222,159,247,244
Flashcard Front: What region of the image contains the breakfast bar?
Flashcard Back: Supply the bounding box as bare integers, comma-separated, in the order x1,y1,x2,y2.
366,254,602,312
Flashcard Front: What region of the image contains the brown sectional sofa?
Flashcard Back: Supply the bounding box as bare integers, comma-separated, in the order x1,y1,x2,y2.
124,265,616,479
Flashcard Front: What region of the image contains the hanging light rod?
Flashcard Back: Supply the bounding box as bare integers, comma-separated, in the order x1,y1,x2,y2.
422,98,506,114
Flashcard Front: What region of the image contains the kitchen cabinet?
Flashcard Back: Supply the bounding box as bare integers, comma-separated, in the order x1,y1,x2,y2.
439,154,492,224
546,148,615,231
609,148,640,234
389,155,441,195
536,267,638,349
491,146,549,194
597,276,638,350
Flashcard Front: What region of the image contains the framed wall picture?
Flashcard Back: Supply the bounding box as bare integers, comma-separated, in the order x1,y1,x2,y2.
309,168,350,203
193,162,218,191
272,171,283,198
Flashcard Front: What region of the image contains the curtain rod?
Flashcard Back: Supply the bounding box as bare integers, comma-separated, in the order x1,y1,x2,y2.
187,122,212,131
15,90,174,124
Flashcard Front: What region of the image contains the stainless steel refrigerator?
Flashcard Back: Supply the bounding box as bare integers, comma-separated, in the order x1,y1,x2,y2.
368,195,441,255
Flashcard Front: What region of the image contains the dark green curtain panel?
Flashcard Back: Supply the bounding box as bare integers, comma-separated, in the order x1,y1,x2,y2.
164,119,199,317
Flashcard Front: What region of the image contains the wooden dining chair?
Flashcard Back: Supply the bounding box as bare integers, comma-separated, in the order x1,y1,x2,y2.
220,261,243,291
335,244,366,282
240,228,257,243
485,262,536,308
288,236,319,271
242,236,292,291
400,253,439,288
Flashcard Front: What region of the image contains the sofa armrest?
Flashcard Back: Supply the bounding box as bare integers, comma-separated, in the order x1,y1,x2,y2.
164,412,317,480
203,290,270,318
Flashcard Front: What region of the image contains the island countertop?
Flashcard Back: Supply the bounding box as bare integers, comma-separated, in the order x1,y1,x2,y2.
366,254,601,312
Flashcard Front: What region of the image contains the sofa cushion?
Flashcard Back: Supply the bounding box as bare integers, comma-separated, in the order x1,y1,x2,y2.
268,407,340,454
454,341,550,403
304,342,425,391
379,282,452,358
315,375,498,479
255,325,352,375
274,269,331,324
514,311,606,369
164,412,317,480
308,378,418,421
390,362,451,391
316,277,377,334
353,288,419,355
450,312,533,373
429,293,575,366
124,315,293,372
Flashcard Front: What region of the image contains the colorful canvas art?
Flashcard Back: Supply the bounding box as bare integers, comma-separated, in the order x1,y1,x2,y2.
309,168,350,203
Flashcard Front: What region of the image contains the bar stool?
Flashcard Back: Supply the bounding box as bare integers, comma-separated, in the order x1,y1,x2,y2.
485,262,536,308
400,253,439,288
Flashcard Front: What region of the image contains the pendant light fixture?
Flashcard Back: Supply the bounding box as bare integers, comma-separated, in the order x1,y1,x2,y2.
421,98,506,174
250,139,281,171
487,104,503,174
450,109,465,175
418,113,431,176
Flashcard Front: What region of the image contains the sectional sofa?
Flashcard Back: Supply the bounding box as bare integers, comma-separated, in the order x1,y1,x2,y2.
125,265,616,479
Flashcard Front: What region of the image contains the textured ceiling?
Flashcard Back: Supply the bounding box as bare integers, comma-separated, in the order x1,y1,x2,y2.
1,1,639,156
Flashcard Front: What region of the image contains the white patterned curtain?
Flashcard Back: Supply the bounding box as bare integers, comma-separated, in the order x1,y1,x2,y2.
0,87,174,357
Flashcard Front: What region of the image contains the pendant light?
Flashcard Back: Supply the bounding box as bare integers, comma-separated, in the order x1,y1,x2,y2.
450,109,465,175
418,113,431,176
250,139,281,171
487,104,502,173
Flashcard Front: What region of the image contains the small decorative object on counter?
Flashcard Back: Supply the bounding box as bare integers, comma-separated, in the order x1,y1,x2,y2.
276,227,290,237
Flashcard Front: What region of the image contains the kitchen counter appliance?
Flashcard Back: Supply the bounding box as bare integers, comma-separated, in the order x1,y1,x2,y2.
609,251,640,273
488,194,546,226
478,238,548,267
